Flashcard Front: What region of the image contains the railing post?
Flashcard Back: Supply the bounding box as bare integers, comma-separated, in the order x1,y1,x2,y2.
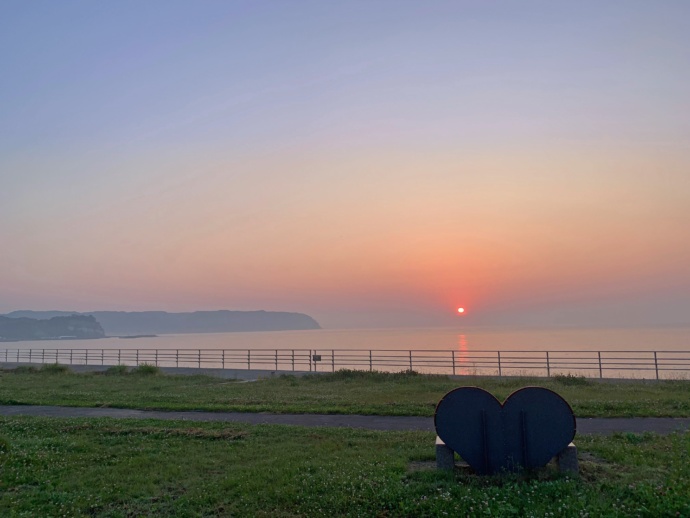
546,351,550,377
198,350,201,368
409,350,413,371
101,349,104,365
291,350,295,371
155,349,158,366
452,350,456,376
654,352,659,380
136,349,139,365
222,349,225,369
176,349,179,368
247,350,251,370
118,349,121,365
598,352,603,379
29,349,32,364
275,350,278,371
331,349,335,372
498,351,502,377
70,349,73,365
42,349,45,364
309,350,312,372
369,350,373,372
85,349,89,366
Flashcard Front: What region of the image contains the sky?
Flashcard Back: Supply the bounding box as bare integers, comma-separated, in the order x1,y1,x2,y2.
2,1,689,328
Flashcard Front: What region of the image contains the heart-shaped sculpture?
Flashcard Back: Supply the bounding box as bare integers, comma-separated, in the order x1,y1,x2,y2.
435,386,575,475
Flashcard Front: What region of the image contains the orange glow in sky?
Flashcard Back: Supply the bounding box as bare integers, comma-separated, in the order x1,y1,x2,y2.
2,3,690,329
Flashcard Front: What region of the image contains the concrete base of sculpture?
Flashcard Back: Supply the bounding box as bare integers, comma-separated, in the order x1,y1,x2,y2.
435,437,579,474
555,442,579,473
435,436,456,470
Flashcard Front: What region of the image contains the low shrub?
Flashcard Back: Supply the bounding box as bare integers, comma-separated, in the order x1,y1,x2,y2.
40,363,70,374
105,364,129,375
0,435,9,453
306,369,429,383
132,363,161,376
11,366,38,374
553,373,590,386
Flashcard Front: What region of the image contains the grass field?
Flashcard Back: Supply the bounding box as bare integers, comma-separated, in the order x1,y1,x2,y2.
0,416,688,516
1,366,690,417
1,366,689,516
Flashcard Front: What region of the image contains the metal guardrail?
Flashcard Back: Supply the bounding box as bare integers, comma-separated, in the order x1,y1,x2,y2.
1,348,689,379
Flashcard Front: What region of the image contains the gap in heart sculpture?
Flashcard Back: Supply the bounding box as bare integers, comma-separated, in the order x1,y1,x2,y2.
434,386,576,475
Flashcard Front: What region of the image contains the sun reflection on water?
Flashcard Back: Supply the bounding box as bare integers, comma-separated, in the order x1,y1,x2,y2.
456,334,471,374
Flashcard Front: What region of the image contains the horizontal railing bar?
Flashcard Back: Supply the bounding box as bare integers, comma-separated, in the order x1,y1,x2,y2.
4,349,689,355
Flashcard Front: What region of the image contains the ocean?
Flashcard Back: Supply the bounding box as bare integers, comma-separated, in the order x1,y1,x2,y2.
7,325,689,352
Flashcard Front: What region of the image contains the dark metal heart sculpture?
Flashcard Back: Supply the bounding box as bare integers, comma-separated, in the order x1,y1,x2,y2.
434,386,576,475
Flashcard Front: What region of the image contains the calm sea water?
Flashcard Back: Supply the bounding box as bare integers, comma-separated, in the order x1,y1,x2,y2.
7,326,690,352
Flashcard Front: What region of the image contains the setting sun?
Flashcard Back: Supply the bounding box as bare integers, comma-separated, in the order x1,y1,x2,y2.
457,308,465,314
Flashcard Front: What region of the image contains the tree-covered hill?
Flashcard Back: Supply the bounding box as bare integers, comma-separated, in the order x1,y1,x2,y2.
0,315,105,341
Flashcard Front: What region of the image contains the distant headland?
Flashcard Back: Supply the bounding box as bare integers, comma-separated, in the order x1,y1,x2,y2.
2,310,321,338
0,314,105,342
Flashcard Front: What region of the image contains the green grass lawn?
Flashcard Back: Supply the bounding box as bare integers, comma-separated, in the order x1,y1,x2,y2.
1,367,689,417
0,416,688,516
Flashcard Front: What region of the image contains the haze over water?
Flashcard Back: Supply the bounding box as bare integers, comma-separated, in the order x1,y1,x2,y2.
9,326,690,353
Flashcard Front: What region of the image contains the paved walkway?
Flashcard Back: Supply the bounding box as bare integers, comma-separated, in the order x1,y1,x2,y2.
1,405,689,435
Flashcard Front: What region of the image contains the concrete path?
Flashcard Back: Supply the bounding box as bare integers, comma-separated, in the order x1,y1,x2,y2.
1,405,690,435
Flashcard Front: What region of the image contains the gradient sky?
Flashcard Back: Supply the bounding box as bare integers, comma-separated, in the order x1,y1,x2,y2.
2,1,689,328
